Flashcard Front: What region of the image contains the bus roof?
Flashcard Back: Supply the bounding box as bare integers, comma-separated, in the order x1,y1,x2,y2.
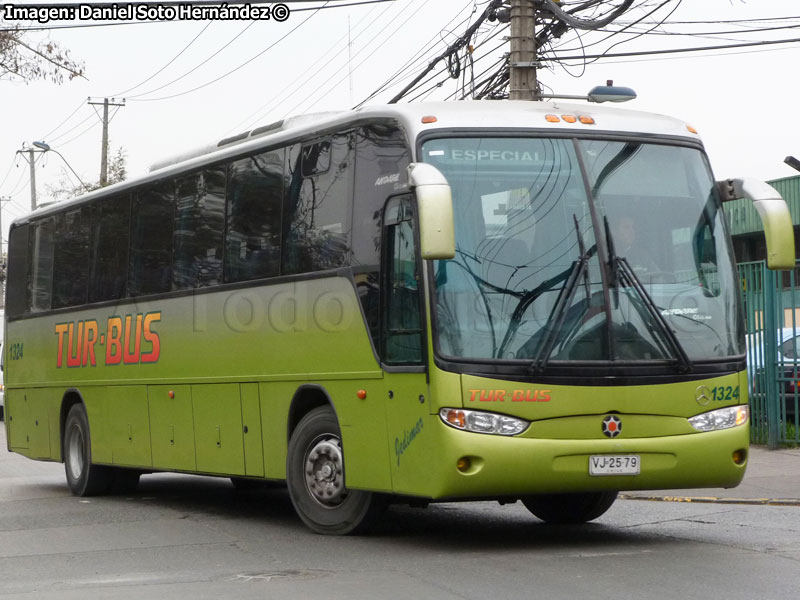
15,100,701,226
360,100,700,144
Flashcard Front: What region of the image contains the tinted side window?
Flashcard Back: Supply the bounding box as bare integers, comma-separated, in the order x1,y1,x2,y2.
174,168,225,288
52,207,90,308
283,134,353,275
129,182,175,296
352,124,411,347
6,224,29,318
90,195,130,303
29,218,55,312
224,150,284,283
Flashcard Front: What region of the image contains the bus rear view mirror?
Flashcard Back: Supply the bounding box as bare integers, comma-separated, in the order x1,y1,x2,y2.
408,163,455,260
717,178,796,270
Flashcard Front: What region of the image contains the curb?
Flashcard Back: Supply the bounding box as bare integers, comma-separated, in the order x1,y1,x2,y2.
619,494,800,507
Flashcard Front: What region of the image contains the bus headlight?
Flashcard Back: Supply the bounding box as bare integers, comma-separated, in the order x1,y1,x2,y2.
439,408,529,436
688,405,749,432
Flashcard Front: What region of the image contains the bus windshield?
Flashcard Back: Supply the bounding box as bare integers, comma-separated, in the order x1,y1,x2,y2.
422,136,743,364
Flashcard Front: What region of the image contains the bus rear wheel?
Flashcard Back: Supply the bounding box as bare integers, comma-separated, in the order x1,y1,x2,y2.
63,404,113,496
522,491,618,524
286,406,385,535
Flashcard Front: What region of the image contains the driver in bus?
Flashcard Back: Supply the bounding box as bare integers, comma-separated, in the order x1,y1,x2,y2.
612,214,660,275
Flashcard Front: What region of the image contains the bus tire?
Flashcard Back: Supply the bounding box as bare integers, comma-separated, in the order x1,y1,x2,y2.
63,404,113,496
522,491,618,524
286,406,385,535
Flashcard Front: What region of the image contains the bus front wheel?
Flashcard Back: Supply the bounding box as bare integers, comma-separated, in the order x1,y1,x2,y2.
286,406,385,535
522,491,618,524
63,404,113,496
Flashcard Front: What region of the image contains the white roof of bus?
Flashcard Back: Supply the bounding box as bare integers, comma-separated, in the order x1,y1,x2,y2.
15,100,700,224
357,100,699,143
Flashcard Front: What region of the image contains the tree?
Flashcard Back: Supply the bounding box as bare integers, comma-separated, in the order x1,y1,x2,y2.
45,146,127,201
0,21,85,83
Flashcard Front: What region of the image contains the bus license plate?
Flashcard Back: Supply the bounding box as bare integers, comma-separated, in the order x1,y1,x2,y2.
589,455,640,476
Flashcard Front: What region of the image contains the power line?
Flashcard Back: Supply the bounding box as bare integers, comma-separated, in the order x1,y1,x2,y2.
47,110,95,145
544,34,800,63
225,0,391,134
290,0,427,115
0,160,16,193
0,0,394,30
38,99,87,141
112,21,213,97
355,0,480,107
124,19,260,99
128,2,329,102
387,0,501,104
58,120,101,148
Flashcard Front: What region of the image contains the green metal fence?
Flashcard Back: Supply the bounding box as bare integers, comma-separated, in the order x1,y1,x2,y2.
739,260,800,447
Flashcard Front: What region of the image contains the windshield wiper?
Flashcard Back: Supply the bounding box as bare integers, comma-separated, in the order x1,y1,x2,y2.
603,217,693,372
527,216,594,373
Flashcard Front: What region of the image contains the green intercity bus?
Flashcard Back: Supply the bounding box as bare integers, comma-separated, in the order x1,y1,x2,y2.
3,101,794,534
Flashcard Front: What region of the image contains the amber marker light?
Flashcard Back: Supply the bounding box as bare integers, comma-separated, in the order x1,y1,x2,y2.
732,449,747,465
168,390,175,399
579,115,595,125
687,125,698,134
357,389,367,400
562,115,577,123
421,115,438,124
442,409,467,429
545,114,560,123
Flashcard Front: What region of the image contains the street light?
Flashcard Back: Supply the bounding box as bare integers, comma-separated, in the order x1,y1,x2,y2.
31,141,92,193
540,81,637,103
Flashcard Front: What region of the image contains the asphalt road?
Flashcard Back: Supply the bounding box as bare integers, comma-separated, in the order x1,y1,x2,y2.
2,426,800,599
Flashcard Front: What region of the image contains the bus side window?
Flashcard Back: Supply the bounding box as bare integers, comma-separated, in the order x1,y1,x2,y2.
353,124,411,354
175,167,225,288
6,224,30,318
224,150,283,283
383,195,423,365
29,218,55,312
129,181,176,296
283,135,354,275
52,207,91,309
89,195,131,303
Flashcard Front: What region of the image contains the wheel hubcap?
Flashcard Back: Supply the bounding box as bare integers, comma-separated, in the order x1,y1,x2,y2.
303,435,347,507
67,425,84,479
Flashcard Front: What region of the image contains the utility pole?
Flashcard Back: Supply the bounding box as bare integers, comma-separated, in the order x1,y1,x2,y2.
88,97,125,186
509,0,538,100
15,144,47,211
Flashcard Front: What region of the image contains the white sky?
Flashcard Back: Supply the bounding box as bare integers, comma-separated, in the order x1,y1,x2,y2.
1,0,799,243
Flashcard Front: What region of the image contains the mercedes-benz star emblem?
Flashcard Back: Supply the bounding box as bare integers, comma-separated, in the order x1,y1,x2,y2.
695,385,712,406
602,415,622,438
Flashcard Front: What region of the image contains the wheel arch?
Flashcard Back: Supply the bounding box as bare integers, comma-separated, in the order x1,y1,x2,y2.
287,384,338,446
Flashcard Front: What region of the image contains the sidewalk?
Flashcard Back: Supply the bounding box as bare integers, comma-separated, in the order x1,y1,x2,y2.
621,445,800,506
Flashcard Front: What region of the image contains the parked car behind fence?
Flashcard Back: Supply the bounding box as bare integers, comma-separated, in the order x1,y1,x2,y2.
747,327,800,423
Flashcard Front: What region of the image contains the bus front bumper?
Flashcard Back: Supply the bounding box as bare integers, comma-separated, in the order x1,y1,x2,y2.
396,418,749,500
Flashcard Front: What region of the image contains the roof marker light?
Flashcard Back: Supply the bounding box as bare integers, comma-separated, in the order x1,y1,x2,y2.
545,114,560,123
421,115,438,124
687,125,698,134
562,115,577,123
579,115,595,125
